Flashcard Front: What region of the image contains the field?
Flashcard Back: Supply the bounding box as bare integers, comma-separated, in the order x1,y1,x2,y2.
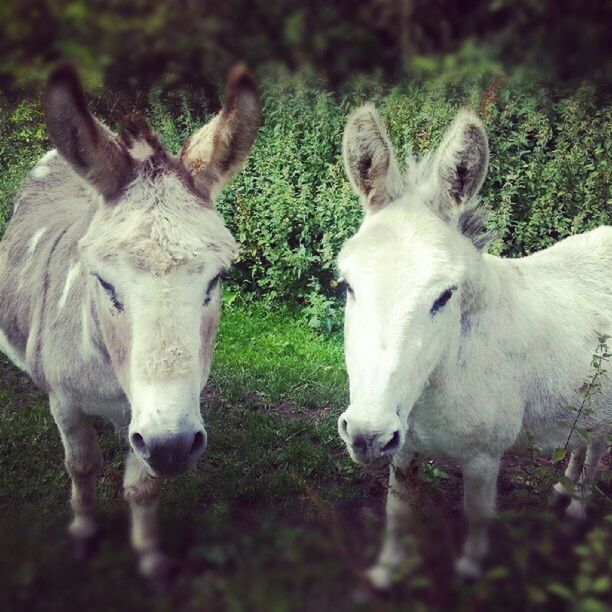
0,71,611,611
0,300,610,611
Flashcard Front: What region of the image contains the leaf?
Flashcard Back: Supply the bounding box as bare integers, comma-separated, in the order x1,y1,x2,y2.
592,576,611,593
552,448,566,462
576,597,608,612
547,583,573,600
485,566,509,580
577,574,592,594
576,428,590,442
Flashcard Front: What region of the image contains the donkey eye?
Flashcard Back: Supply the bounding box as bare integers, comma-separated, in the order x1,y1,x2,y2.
203,273,222,306
430,288,454,315
94,274,123,312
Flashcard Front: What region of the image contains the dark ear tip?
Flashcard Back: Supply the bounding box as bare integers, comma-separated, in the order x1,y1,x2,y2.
44,62,87,113
46,62,82,94
225,63,258,97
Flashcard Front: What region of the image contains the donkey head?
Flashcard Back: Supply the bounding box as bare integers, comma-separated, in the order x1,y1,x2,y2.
44,65,260,476
337,104,490,466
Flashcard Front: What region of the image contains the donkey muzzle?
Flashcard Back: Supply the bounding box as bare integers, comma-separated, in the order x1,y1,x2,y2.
338,411,403,465
130,429,207,476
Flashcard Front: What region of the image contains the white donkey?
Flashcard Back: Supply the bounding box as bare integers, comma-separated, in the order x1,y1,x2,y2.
336,104,612,588
0,64,260,579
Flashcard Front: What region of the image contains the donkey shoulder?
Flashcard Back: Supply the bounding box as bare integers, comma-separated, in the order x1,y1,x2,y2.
16,150,95,218
0,151,95,385
519,226,612,294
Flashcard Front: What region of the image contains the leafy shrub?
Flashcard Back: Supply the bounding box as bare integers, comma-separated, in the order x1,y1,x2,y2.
0,69,610,331
0,100,46,235
211,70,611,329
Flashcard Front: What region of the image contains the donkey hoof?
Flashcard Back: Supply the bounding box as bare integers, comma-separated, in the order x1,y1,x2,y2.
365,564,394,591
70,533,99,562
454,556,481,581
139,551,175,590
550,484,570,507
566,500,587,521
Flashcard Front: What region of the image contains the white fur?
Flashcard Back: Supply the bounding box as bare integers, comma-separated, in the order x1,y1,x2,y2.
0,329,28,372
337,105,612,588
79,172,237,273
79,305,98,361
32,165,50,179
31,149,57,180
128,139,156,162
27,227,47,255
39,149,57,165
57,262,81,311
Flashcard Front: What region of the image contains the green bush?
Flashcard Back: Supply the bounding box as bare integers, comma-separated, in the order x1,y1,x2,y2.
213,70,611,330
0,99,46,235
1,69,610,331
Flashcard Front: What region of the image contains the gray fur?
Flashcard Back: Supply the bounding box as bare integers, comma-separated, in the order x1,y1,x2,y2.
0,65,259,579
343,106,493,250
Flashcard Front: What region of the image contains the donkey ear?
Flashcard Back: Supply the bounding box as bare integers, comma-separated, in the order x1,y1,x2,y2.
43,64,134,201
179,64,261,203
434,110,489,218
343,104,402,212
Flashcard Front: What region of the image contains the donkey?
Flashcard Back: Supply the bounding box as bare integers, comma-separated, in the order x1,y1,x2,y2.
336,104,612,589
0,64,260,579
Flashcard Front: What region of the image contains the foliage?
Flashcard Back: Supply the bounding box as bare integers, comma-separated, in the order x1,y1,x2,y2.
212,70,611,330
1,0,609,99
0,302,609,610
1,69,610,331
0,99,46,235
558,334,611,459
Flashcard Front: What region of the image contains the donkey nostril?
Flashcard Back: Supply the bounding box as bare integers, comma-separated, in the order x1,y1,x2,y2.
130,432,148,456
190,431,206,457
339,417,349,437
381,430,401,454
353,435,368,455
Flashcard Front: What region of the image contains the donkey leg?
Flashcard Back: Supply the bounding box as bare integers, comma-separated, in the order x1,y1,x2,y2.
552,448,586,501
123,452,168,580
50,393,102,555
566,441,608,520
455,454,500,580
366,451,417,590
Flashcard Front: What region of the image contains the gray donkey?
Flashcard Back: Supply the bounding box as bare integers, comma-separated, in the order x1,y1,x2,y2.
0,64,260,579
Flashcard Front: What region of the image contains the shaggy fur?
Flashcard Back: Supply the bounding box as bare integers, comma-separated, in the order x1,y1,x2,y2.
337,104,612,589
0,65,259,579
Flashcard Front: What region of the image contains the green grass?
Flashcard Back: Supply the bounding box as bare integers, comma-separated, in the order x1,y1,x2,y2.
0,302,611,611
0,303,374,612
210,292,347,409
0,80,610,612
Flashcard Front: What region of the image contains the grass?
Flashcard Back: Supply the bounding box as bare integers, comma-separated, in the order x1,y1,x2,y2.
0,89,610,612
0,301,370,612
0,301,611,611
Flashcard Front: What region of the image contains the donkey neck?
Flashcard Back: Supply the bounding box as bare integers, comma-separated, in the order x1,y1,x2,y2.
459,248,542,363
462,251,508,321
432,248,527,379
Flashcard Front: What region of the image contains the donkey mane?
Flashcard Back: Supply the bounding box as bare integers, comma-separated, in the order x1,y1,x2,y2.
457,198,495,251
80,162,238,273
65,113,239,274
403,150,495,251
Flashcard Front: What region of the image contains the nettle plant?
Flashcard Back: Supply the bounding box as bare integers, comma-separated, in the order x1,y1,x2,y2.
546,334,611,507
